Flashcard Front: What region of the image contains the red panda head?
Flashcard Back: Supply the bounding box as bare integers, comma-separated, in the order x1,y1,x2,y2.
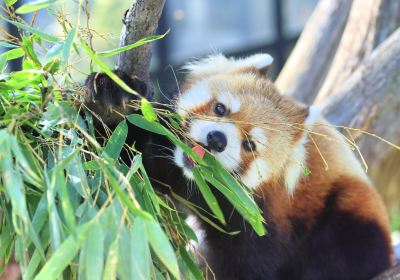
174,54,319,193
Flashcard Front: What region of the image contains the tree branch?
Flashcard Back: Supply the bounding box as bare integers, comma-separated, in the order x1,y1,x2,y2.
116,0,166,86
321,28,400,211
275,0,353,104
315,0,400,103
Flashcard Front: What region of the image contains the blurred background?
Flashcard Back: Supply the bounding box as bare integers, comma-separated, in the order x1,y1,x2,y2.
2,0,318,80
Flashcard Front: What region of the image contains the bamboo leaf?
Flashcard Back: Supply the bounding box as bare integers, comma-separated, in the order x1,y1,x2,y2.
144,219,180,279
0,48,25,61
5,0,18,6
103,120,128,161
34,221,94,280
0,42,19,48
141,98,158,122
130,218,151,280
62,27,77,65
84,221,104,280
2,17,60,42
193,168,226,225
103,238,119,280
16,0,57,14
179,246,203,280
98,32,168,57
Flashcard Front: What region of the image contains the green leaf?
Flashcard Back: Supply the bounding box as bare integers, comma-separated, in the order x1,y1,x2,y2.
103,120,128,161
103,238,119,280
0,56,6,72
141,98,158,122
193,168,226,225
0,42,19,48
202,167,266,236
179,246,203,280
80,40,140,96
2,17,60,42
22,36,41,67
0,48,25,61
84,221,104,280
34,220,93,280
43,59,61,74
5,0,18,6
5,70,44,90
46,43,63,59
127,114,166,135
98,32,168,57
144,219,180,279
16,0,56,14
126,114,205,165
62,27,77,65
130,218,151,280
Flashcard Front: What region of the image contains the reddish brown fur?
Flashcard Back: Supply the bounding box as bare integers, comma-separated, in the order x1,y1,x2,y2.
256,129,392,258
182,61,393,263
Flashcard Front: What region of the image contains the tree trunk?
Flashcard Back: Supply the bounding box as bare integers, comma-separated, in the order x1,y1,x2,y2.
277,0,400,219
275,0,353,104
321,28,400,212
116,0,166,86
315,0,400,103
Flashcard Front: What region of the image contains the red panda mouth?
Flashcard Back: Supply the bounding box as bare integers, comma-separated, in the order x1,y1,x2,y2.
183,143,206,169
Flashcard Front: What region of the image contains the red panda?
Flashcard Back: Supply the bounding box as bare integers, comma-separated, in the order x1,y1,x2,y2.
84,54,393,279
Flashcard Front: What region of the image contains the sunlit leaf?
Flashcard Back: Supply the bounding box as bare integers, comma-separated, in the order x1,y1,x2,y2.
34,220,94,280
98,32,168,57
193,168,226,225
103,120,128,161
2,17,60,42
141,98,158,122
16,0,56,14
63,27,77,65
144,219,180,279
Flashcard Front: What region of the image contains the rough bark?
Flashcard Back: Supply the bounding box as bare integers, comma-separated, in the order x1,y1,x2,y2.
116,0,166,86
321,28,400,213
315,0,400,103
275,0,353,104
321,28,400,160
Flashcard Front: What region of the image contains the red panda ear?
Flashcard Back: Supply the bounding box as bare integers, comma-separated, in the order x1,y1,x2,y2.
183,53,274,80
234,53,273,76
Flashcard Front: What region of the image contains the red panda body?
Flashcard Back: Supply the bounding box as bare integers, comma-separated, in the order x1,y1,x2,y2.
201,124,393,279
84,54,393,279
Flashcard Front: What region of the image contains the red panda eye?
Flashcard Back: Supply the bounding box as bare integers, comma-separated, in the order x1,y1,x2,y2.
214,103,226,116
242,139,256,152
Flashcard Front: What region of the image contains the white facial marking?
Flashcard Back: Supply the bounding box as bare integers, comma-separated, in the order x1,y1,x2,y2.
176,82,212,116
218,91,241,113
174,147,194,180
242,158,270,189
249,127,268,152
173,119,242,179
282,106,319,194
190,119,241,171
285,142,307,195
305,105,321,127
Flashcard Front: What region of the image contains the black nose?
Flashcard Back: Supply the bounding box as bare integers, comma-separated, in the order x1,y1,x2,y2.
207,131,227,152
